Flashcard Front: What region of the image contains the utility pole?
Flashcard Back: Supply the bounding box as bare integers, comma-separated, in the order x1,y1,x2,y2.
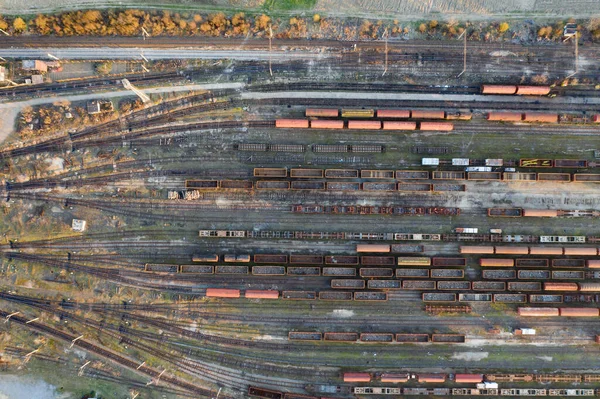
141,27,150,40
47,53,60,61
382,27,389,77
0,28,9,36
457,29,467,78
4,311,19,322
78,361,91,376
268,24,273,77
70,335,84,348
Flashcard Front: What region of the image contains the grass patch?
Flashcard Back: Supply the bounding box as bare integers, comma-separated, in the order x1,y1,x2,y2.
264,0,317,11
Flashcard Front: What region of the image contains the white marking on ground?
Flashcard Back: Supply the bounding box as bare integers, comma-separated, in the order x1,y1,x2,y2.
330,309,354,318
452,351,489,361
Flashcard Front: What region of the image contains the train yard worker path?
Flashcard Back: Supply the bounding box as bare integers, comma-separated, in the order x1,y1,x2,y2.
0,82,244,145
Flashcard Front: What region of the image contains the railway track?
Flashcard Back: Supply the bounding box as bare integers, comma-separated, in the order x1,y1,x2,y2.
0,309,220,398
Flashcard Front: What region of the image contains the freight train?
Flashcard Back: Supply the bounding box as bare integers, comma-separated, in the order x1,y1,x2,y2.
487,112,558,123
488,208,600,218
460,244,598,255
292,205,461,216
275,119,454,131
480,85,551,95
518,307,600,317
304,108,472,120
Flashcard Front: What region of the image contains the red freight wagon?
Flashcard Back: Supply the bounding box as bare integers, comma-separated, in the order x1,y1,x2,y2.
275,119,309,128
206,288,240,298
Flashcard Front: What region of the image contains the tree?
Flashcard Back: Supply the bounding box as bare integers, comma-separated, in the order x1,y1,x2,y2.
95,61,113,75
498,22,509,33
0,16,10,31
13,17,27,32
429,20,438,29
313,14,320,23
418,23,426,33
254,14,270,31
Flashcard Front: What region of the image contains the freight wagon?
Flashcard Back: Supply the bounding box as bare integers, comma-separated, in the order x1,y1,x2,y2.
481,84,551,95
275,119,454,131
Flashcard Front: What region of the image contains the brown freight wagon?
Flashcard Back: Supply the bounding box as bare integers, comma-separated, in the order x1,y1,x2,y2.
523,113,559,123
180,265,214,274
291,181,325,190
144,263,178,273
310,119,344,129
215,266,249,274
529,294,562,303
523,209,559,217
343,372,370,382
254,168,287,178
357,244,390,253
552,259,585,268
529,247,564,256
544,282,579,291
246,290,279,299
472,281,506,291
433,257,467,267
354,292,388,301
325,255,359,265
276,119,309,128
431,334,465,343
360,333,394,342
322,267,356,276
220,180,254,189
326,182,361,191
290,169,324,178
359,268,394,278
396,268,430,278
496,246,529,255
486,112,522,122
404,280,436,290
432,171,465,180
326,333,360,342
206,288,240,298
287,267,321,276
382,121,417,130
437,281,471,290
518,307,560,317
325,169,359,178
493,293,527,303
554,159,588,168
282,291,317,300
381,373,410,383
288,331,323,341
460,246,495,254
395,334,429,343
289,255,323,265
431,269,464,278
319,291,353,301
422,293,457,302
516,85,551,96
361,170,395,179
559,308,600,317
518,270,550,280
391,244,424,253
552,271,585,280
362,182,396,191
412,110,446,119
563,247,598,256
347,120,381,130
516,259,549,267
468,172,502,180
508,281,542,291
398,183,432,192
377,109,411,118
224,254,251,263
419,122,454,131
361,256,395,266
331,279,366,289
481,85,518,95
368,280,402,289
256,181,290,190
252,266,285,276
537,173,571,182
483,270,517,280
396,170,430,180
574,174,600,182
305,108,338,117
185,180,219,190
503,172,538,181
254,254,288,264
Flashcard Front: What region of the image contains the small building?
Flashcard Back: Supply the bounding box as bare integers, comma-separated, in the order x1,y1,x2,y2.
31,75,44,85
563,23,577,38
87,100,113,115
22,60,48,72
72,219,87,232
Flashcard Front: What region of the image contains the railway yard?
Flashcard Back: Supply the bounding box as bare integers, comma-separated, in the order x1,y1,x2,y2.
3,9,600,399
